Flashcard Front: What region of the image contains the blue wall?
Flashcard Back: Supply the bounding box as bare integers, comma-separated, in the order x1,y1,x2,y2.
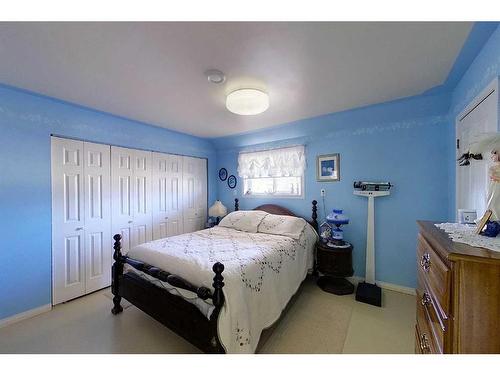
451,25,500,116
0,85,217,320
214,93,453,289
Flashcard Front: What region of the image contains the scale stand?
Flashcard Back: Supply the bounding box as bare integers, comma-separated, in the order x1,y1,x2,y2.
353,190,390,307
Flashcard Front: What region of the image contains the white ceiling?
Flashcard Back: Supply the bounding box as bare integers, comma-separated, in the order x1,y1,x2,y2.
0,22,472,138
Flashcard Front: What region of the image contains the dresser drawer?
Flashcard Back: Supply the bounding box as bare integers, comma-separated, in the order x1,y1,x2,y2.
416,286,446,353
416,295,441,354
414,327,421,354
417,234,450,314
415,324,438,354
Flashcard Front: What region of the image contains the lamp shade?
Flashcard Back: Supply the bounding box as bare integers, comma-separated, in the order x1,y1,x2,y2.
209,200,228,218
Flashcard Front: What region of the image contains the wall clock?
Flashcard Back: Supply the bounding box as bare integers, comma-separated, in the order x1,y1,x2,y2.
227,175,237,189
218,168,228,181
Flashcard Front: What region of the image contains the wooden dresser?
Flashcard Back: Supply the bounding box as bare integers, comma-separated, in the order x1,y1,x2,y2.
415,221,500,354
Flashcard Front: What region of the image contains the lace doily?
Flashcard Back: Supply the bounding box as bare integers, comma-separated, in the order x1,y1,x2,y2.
435,223,500,252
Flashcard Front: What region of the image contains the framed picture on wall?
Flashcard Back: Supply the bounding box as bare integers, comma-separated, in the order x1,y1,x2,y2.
316,153,340,182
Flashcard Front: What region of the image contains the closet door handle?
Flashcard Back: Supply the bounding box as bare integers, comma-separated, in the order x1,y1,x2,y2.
164,217,169,220
128,220,133,224
75,227,84,231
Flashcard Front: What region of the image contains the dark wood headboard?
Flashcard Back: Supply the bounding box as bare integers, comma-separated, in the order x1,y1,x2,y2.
233,198,318,231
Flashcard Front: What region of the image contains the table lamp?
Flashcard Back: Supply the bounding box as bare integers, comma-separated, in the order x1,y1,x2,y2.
326,209,349,247
209,200,228,224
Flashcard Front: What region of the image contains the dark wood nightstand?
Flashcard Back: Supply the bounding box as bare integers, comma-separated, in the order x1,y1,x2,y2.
316,241,354,295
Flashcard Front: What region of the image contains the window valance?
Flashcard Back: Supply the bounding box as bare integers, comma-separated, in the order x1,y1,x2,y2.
237,145,306,178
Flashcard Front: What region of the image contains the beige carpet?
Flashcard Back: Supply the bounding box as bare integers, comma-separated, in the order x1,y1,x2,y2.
0,277,415,354
103,290,132,309
259,283,352,353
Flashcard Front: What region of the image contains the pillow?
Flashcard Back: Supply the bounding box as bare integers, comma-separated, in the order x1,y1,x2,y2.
219,210,268,233
257,213,307,240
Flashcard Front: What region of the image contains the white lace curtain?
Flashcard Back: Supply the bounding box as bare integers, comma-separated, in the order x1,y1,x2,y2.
237,145,306,178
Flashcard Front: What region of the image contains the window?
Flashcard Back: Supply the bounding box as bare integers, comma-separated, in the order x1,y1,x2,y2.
238,145,305,198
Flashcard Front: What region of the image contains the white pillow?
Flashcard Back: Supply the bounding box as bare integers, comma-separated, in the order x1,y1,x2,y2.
219,210,268,233
257,213,307,240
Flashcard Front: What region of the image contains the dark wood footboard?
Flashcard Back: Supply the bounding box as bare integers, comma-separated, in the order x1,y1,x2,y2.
111,234,226,353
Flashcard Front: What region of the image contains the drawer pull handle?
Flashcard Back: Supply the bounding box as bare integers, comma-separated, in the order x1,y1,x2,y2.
420,253,431,272
420,333,430,353
421,292,432,307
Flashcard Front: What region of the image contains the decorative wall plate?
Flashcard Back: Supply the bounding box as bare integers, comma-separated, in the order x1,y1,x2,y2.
227,175,237,189
219,168,228,181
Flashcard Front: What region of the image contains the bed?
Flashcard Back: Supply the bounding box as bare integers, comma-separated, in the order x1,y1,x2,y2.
111,198,319,353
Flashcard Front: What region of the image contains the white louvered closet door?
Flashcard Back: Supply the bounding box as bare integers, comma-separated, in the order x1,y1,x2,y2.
152,153,183,240
52,137,86,304
83,142,111,294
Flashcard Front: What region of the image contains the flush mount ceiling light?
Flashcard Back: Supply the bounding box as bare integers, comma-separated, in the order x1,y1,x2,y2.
205,69,226,84
226,88,270,116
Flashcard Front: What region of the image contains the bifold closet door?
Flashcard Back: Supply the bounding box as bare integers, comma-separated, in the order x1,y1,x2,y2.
132,149,153,246
111,146,152,252
182,156,207,233
83,142,111,294
52,138,111,304
52,137,86,304
152,153,183,240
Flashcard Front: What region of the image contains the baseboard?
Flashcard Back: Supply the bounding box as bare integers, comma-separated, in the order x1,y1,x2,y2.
348,276,416,296
0,304,52,329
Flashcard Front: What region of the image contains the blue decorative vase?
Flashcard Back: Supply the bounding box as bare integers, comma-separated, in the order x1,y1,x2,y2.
326,209,349,226
331,227,344,240
326,209,349,241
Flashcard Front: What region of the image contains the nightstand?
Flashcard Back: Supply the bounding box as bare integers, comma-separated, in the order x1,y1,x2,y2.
316,241,354,295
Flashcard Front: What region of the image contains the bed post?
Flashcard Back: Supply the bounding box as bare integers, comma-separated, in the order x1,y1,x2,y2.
208,262,225,352
111,234,124,315
234,198,239,211
312,200,318,231
212,262,225,308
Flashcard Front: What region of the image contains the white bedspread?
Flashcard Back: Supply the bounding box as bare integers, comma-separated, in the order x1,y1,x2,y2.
126,224,317,353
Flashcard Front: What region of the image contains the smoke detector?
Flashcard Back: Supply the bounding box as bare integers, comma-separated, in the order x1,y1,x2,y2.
205,69,226,84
